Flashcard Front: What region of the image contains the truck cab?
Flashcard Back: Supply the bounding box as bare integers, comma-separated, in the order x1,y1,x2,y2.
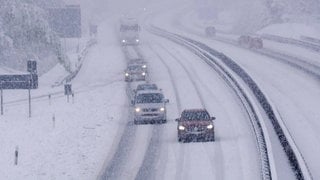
119,18,140,46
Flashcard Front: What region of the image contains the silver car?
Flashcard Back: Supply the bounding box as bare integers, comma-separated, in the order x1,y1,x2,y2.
133,90,169,124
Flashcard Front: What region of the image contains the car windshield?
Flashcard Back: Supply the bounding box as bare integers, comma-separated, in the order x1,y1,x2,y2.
136,93,164,103
120,24,139,31
182,111,210,120
129,61,145,66
130,58,144,62
127,65,142,71
137,84,157,91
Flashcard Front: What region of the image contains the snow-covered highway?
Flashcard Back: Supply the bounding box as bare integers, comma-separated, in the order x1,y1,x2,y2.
1,1,320,180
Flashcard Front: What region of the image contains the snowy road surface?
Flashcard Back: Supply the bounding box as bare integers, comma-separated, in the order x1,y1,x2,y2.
1,1,320,180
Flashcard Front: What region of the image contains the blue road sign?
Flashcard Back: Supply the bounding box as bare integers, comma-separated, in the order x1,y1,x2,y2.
0,74,38,89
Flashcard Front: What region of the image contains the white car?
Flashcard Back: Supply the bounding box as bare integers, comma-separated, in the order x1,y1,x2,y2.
132,89,169,124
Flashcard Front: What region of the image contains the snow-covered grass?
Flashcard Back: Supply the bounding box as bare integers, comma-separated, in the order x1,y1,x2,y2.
0,18,127,180
0,82,125,179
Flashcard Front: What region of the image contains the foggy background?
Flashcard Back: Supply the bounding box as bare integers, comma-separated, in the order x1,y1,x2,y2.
0,0,319,73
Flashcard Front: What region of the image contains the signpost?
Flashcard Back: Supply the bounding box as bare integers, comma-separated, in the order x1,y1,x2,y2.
0,61,38,117
1,82,3,115
64,84,72,103
14,146,19,165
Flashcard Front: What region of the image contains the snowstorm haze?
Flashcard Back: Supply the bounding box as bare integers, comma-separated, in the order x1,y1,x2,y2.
64,0,191,22
65,0,320,34
2,0,320,179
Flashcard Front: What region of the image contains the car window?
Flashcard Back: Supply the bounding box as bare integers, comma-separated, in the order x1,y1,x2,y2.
136,93,164,103
181,111,210,120
120,25,139,31
128,66,141,71
137,84,157,91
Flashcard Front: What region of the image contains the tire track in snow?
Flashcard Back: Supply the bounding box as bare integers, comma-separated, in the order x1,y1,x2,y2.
146,25,279,180
137,43,186,180
154,43,225,180
98,83,138,180
144,41,226,180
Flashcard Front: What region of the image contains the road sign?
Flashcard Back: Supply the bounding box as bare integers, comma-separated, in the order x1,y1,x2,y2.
27,61,37,73
64,84,72,95
0,74,38,89
48,5,82,38
89,24,98,36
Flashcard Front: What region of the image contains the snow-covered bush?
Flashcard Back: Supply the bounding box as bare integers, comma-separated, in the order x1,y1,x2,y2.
0,0,65,74
193,0,320,34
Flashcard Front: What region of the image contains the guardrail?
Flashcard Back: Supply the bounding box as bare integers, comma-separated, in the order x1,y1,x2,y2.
53,38,97,87
300,36,320,45
149,26,313,180
261,34,320,52
65,38,97,82
148,26,274,180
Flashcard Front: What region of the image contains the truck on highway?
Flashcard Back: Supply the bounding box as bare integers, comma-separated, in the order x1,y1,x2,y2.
119,17,140,46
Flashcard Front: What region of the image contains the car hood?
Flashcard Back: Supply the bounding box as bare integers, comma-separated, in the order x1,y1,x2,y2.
179,120,212,126
126,70,145,74
135,103,165,109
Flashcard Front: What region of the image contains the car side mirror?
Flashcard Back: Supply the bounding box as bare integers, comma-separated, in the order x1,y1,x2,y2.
131,100,135,105
211,117,216,120
164,99,169,103
175,118,180,122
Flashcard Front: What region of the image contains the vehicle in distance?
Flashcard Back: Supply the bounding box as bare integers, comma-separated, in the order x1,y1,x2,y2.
128,58,147,69
238,35,263,49
119,17,140,46
205,26,216,37
133,89,169,124
176,109,215,142
125,65,147,82
251,37,263,49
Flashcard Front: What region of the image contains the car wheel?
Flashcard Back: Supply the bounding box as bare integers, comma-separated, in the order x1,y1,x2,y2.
209,135,215,142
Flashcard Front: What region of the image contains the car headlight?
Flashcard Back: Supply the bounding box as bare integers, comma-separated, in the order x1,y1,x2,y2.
207,124,213,129
136,39,139,42
142,72,146,76
125,73,129,76
178,125,185,131
135,107,141,112
122,40,126,43
160,107,165,111
142,65,147,68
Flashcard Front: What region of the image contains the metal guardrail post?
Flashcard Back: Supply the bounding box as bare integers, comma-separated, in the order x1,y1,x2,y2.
1,81,3,115
28,79,31,118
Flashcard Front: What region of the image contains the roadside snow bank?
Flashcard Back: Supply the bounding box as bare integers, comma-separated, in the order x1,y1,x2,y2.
258,23,320,39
